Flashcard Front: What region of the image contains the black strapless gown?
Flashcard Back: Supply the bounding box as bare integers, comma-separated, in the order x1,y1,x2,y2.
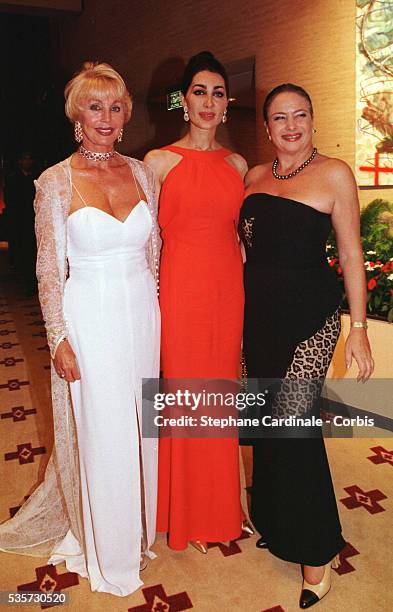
239,193,346,566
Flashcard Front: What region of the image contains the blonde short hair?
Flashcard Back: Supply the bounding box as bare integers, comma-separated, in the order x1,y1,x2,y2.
64,62,132,123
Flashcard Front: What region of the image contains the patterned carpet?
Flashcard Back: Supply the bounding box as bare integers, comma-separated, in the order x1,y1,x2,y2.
1,260,392,611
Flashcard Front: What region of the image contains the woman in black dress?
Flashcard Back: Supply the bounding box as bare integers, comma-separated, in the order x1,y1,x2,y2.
239,84,374,609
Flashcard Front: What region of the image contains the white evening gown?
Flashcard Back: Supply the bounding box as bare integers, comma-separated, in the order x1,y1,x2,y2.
48,200,160,596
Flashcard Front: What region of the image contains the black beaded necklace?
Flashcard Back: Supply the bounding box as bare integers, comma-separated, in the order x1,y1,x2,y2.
272,147,318,180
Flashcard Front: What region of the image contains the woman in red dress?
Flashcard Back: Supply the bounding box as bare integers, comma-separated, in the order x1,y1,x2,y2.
145,51,250,552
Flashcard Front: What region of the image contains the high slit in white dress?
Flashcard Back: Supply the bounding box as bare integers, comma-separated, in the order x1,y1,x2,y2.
48,181,160,596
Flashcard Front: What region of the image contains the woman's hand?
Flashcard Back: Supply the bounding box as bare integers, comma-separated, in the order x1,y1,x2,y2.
345,328,374,382
53,339,81,382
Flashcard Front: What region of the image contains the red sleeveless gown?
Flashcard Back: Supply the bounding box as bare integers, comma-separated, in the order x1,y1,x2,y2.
157,145,244,549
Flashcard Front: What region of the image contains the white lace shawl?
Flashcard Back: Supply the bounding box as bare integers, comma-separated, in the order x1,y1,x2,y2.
0,155,160,557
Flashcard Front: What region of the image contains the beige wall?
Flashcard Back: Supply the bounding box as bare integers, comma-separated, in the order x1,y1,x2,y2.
57,0,392,207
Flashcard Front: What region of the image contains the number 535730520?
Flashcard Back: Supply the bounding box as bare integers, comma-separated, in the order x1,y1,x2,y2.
0,591,68,606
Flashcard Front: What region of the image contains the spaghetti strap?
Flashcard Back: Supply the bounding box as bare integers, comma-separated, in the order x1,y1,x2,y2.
70,163,144,213
72,183,89,208
130,164,143,202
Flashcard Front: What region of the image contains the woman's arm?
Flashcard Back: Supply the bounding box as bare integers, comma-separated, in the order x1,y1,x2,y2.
34,173,80,383
330,160,374,381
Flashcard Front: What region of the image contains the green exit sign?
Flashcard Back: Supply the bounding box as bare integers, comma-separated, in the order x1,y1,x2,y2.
167,90,182,111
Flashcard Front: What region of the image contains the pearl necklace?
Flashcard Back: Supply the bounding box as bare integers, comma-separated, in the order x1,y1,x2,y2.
78,145,115,162
272,147,317,180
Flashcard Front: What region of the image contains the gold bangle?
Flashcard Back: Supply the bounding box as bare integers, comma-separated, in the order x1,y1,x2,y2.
351,320,368,330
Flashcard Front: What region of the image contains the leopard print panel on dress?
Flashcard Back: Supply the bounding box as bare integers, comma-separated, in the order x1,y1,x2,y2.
241,217,255,248
271,309,341,418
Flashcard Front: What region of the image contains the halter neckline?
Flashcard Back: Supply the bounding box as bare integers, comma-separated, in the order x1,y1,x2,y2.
162,144,231,157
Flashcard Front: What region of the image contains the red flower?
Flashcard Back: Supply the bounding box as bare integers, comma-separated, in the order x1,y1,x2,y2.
368,278,377,290
329,257,338,267
390,289,393,296
337,266,342,274
369,262,375,268
382,263,391,272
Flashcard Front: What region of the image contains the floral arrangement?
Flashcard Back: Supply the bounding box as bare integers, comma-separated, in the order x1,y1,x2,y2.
327,199,393,322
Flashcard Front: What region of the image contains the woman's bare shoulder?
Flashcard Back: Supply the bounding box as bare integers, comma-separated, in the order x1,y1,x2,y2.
226,152,248,178
245,163,270,187
144,148,180,171
222,151,248,178
144,148,164,164
317,154,354,181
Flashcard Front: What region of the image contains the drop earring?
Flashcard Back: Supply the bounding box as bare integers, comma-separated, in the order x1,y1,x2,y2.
117,128,123,142
222,109,228,124
183,107,189,122
74,121,83,143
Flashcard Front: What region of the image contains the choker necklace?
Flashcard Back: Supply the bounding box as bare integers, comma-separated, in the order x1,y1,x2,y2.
272,147,317,180
78,145,115,162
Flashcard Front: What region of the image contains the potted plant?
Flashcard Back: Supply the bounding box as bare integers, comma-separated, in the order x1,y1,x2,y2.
327,199,393,322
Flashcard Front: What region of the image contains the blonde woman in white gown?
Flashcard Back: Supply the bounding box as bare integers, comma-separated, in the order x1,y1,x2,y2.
0,62,160,597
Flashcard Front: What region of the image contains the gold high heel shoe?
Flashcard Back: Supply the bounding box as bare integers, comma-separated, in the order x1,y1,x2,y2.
190,540,208,554
299,555,340,609
241,519,254,535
